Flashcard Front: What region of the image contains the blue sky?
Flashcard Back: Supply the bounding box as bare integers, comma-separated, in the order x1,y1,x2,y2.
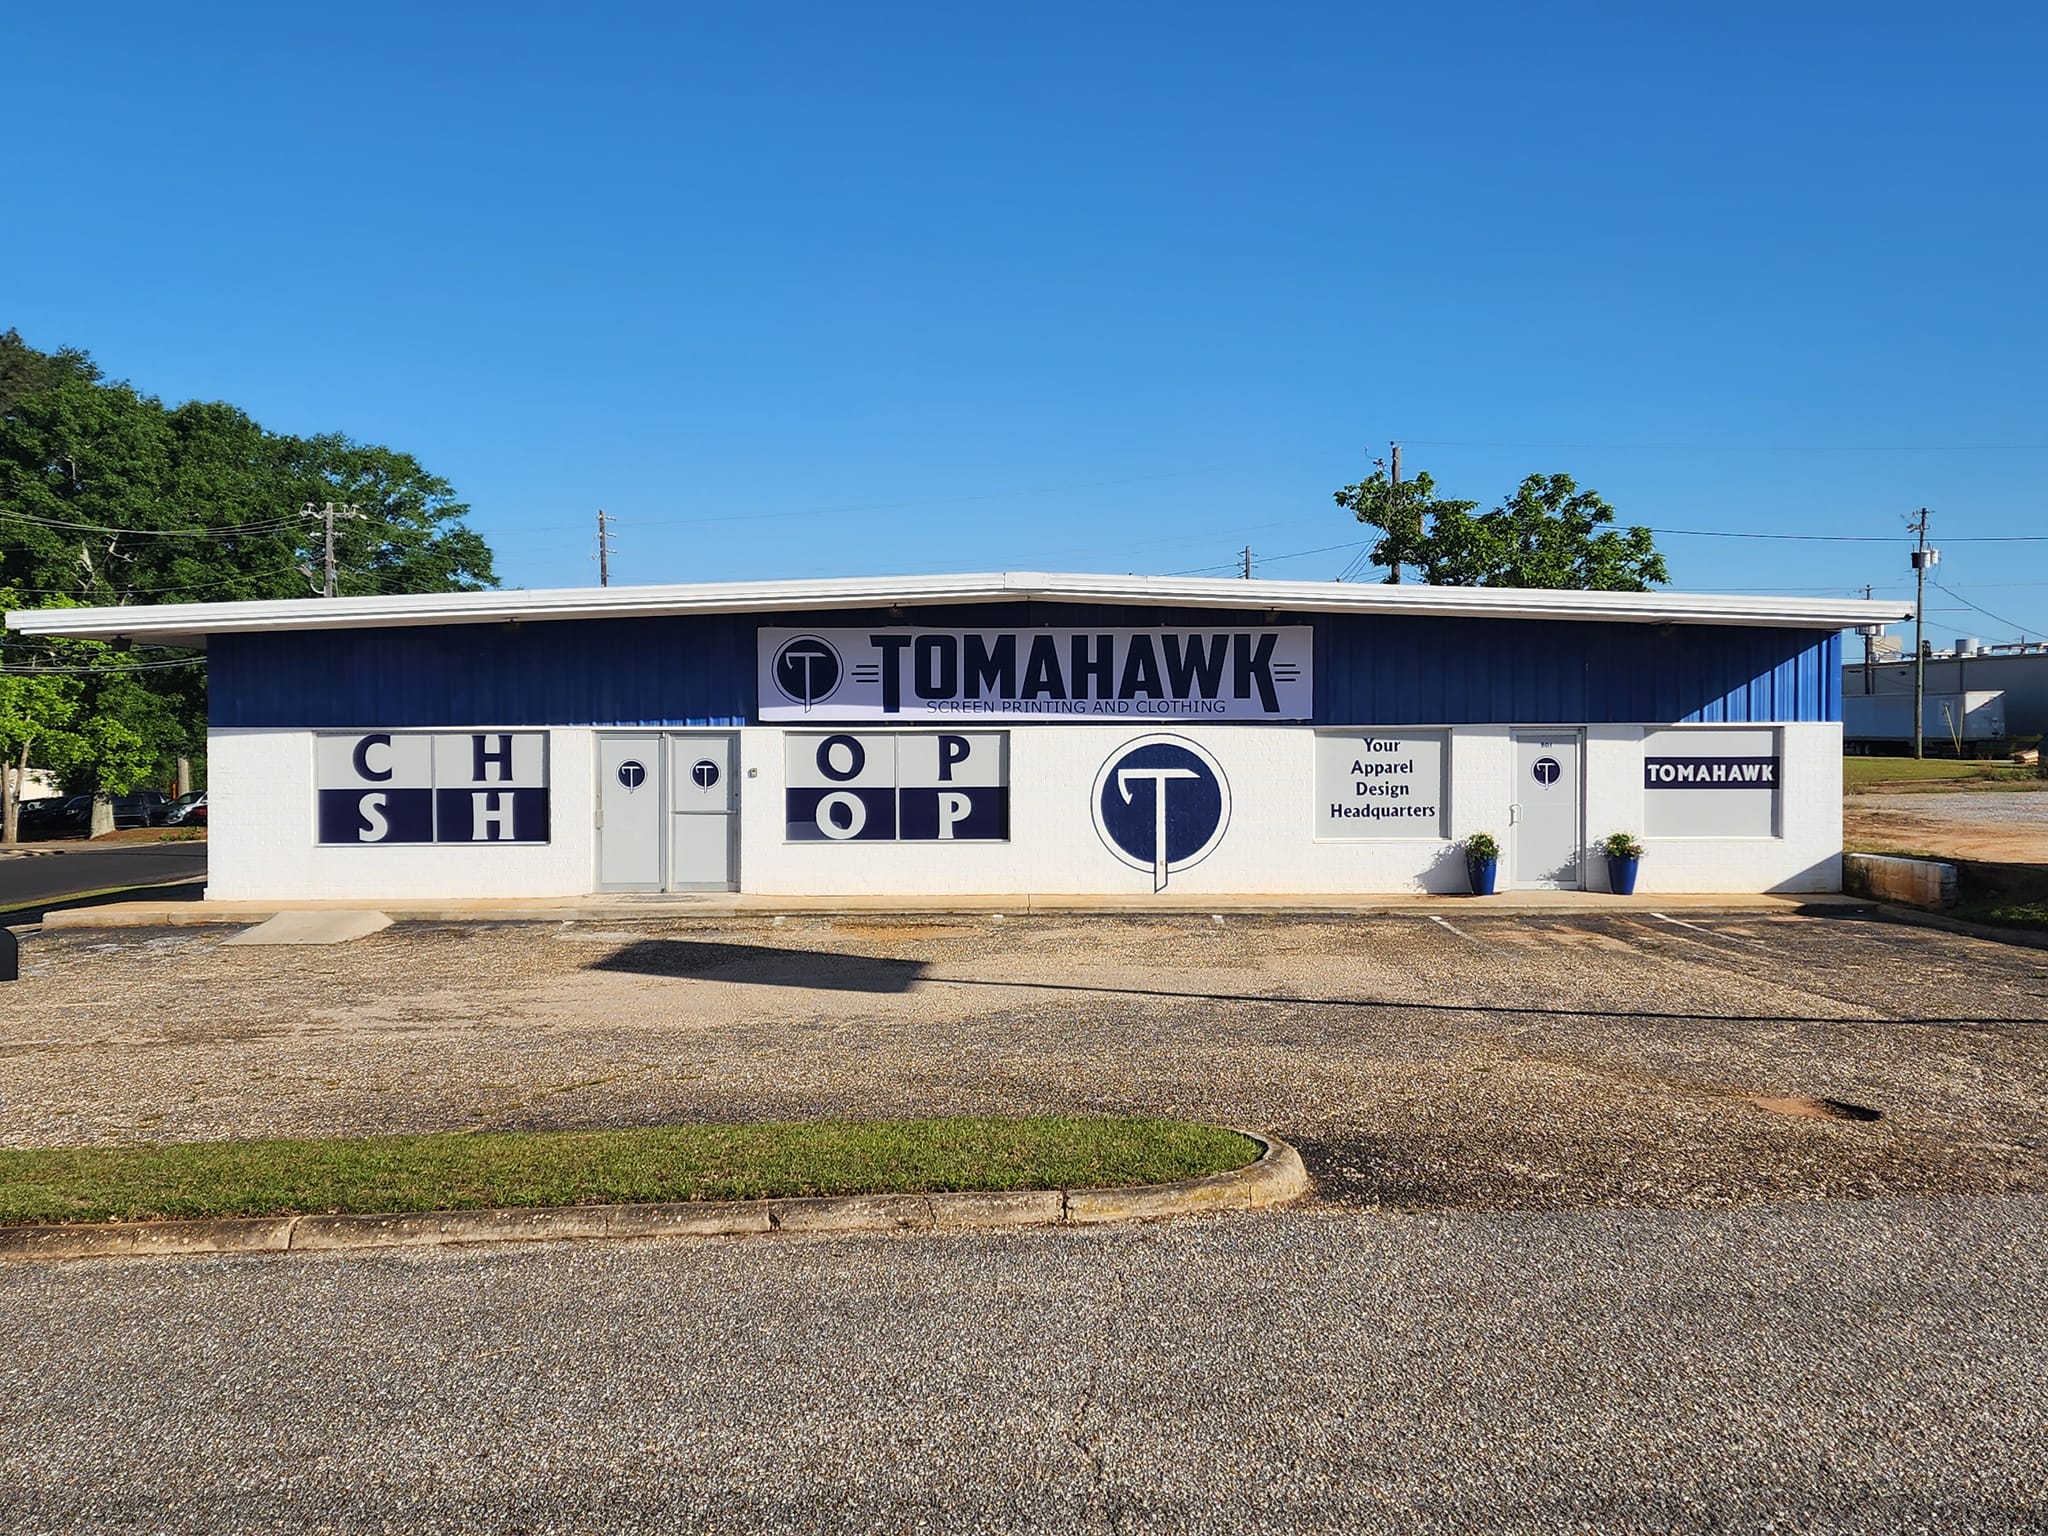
5,2,2044,642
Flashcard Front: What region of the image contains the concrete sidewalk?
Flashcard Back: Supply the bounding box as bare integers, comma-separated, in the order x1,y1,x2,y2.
35,888,1869,928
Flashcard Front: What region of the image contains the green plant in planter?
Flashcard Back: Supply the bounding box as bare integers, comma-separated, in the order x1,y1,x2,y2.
1601,831,1644,861
1464,832,1500,861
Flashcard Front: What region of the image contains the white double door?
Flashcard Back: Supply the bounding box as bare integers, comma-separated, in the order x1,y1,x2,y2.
596,733,738,892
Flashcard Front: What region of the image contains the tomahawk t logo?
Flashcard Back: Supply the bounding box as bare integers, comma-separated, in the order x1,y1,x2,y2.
1091,734,1231,892
771,635,842,710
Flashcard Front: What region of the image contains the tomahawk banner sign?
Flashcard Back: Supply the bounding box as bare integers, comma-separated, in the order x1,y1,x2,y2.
785,731,1009,842
760,627,1312,722
1641,728,1779,838
315,732,550,845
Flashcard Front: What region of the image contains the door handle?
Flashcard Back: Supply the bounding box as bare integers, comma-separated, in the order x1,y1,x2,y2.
1508,802,1520,825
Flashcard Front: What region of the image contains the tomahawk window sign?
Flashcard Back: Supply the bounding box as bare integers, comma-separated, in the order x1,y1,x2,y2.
1313,731,1448,839
785,731,1009,842
1642,728,1779,838
316,732,551,845
760,628,1312,722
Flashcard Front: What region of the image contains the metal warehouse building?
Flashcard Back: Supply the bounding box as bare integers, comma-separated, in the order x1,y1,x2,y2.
8,573,1910,901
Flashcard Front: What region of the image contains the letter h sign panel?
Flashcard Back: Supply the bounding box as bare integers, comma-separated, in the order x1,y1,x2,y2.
316,732,551,844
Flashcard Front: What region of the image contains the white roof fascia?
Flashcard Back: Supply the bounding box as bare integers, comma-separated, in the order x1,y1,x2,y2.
4,570,1918,646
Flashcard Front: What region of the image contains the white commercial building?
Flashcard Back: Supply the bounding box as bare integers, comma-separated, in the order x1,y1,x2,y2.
7,573,1909,901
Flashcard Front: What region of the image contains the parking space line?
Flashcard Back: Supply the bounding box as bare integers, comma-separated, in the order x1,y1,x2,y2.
1426,914,1483,946
1650,912,1767,947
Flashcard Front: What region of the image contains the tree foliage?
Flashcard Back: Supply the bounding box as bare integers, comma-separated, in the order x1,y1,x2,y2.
1337,465,1668,591
1331,470,1477,585
0,330,501,837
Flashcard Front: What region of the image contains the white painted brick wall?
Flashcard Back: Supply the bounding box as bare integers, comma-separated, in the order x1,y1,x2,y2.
209,729,597,901
208,720,1842,900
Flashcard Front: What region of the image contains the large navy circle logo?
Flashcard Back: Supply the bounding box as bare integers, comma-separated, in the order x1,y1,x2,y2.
1091,734,1230,892
772,635,842,707
691,759,720,789
1532,756,1561,787
616,760,647,791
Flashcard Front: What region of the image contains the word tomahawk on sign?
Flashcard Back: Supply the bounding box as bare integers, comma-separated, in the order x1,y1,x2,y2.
761,628,1312,722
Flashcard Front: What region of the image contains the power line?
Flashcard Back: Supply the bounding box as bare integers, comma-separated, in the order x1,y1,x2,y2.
1932,580,2035,637
1648,527,2048,544
1403,438,2048,453
0,658,206,675
0,509,306,539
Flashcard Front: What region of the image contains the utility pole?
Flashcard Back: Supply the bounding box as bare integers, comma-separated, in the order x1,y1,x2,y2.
301,501,362,598
1240,546,1254,580
1387,441,1403,584
597,508,613,587
1861,584,1876,696
1908,508,1938,760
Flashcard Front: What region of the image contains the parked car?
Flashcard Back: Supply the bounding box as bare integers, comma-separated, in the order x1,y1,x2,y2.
14,796,65,831
159,790,207,827
110,791,171,829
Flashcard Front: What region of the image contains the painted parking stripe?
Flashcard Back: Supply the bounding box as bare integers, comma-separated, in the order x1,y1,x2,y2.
1650,912,1768,947
1426,914,1484,946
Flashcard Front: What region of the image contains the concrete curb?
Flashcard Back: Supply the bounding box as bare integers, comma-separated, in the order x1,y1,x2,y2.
34,893,1866,929
1870,903,2048,953
0,1131,1309,1264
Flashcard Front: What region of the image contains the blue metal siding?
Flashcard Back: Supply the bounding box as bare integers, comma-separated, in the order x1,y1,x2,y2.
209,604,1843,728
1314,616,1838,724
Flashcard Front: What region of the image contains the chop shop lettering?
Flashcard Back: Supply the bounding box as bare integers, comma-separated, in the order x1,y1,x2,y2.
760,627,1312,722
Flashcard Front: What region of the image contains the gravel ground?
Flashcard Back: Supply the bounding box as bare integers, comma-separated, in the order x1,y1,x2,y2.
2,1196,2043,1533
1854,791,2048,830
5,910,2046,1211
1847,790,2048,863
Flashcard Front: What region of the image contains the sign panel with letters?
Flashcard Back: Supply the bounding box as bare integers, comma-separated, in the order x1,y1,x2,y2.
1313,731,1448,839
1642,728,1779,838
315,732,550,845
785,731,1009,842
759,627,1311,723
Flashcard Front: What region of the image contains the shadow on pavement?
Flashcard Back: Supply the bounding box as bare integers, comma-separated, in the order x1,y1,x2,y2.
0,879,207,929
589,938,929,993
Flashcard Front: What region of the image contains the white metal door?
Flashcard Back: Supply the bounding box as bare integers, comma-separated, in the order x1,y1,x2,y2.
1512,732,1583,889
667,733,737,891
596,735,662,891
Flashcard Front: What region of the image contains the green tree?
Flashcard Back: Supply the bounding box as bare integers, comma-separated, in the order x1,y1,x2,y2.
0,645,80,844
0,588,198,840
0,332,499,833
1333,469,1478,584
1335,466,1668,591
1430,474,1669,590
0,328,100,412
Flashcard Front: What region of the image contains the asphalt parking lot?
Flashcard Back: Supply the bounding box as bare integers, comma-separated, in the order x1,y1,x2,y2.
4,910,2045,1531
5,910,2046,1209
3,1197,2044,1533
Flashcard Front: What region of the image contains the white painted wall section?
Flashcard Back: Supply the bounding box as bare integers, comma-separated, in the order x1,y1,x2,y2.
206,721,1843,900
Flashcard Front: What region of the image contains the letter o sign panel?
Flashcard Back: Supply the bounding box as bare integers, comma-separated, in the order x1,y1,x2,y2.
783,732,1008,842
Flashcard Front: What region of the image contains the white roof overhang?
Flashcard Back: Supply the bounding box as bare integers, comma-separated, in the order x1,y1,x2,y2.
5,571,1917,649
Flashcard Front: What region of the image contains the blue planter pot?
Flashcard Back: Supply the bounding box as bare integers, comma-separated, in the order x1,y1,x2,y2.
1466,856,1498,896
1608,854,1640,895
